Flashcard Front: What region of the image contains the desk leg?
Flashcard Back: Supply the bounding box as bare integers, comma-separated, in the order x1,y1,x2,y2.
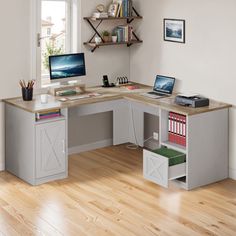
113,101,130,145
128,108,144,147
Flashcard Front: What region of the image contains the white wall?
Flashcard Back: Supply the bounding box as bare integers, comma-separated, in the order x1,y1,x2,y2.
0,0,31,170
69,0,129,150
130,0,236,179
0,0,130,170
81,0,130,86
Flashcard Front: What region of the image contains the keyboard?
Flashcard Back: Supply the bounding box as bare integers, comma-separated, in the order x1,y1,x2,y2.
67,95,90,101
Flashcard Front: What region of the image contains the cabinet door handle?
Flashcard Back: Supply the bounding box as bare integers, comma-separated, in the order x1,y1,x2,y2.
62,140,65,154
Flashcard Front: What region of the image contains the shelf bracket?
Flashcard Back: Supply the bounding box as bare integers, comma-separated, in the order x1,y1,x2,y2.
132,7,141,17
127,18,134,24
86,19,104,43
91,45,98,53
132,32,140,41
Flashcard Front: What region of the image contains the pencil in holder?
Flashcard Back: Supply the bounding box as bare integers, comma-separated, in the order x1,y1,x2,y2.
22,88,33,101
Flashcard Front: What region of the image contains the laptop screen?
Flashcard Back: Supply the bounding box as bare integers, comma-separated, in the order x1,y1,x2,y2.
153,75,175,94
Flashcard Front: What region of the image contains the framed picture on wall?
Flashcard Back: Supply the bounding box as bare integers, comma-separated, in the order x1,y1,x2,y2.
164,19,185,43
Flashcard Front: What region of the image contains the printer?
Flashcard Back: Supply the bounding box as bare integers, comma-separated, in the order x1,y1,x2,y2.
175,93,210,108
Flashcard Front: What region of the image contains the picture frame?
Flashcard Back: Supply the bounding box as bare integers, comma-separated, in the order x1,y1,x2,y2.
164,19,185,43
108,3,119,17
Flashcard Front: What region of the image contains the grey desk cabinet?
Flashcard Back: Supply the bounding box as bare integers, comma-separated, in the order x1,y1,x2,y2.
4,91,231,189
144,108,229,190
5,104,68,185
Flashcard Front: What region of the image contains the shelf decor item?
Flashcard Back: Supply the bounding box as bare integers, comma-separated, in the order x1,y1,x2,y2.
96,4,105,13
102,30,110,42
164,19,185,43
108,3,119,17
112,32,118,43
95,36,102,44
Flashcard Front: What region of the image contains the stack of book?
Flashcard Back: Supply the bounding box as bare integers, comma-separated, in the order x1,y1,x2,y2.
168,112,187,147
36,109,61,121
92,12,108,19
114,25,133,42
113,0,133,17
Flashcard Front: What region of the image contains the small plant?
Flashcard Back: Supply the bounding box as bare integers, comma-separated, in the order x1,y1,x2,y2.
112,32,117,36
111,31,118,43
102,30,110,37
102,30,110,42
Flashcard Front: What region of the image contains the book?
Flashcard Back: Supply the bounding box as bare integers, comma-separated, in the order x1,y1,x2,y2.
38,109,60,115
124,0,128,17
113,0,122,17
129,0,133,16
37,113,61,120
114,25,133,42
36,109,61,121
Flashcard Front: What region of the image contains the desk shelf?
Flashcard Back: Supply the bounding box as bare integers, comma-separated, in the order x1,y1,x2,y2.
83,16,143,22
83,40,143,53
35,116,65,125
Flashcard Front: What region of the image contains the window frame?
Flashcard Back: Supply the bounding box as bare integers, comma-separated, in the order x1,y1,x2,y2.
31,0,80,88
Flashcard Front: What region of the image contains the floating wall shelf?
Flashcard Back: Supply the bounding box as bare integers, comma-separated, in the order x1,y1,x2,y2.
83,7,143,52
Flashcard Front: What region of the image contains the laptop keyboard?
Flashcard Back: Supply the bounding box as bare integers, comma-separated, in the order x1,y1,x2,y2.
148,91,166,96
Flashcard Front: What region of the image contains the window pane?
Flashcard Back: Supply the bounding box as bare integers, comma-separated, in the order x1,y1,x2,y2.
41,0,67,85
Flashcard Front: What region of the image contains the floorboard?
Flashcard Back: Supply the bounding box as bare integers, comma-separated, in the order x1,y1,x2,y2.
0,145,236,236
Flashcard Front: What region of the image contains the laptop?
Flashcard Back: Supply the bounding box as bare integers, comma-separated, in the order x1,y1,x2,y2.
144,75,176,99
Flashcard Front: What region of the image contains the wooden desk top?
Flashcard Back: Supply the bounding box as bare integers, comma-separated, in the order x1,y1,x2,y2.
4,84,231,116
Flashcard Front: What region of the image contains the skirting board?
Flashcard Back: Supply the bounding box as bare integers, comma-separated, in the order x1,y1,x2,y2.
229,168,236,180
0,162,5,172
69,139,113,155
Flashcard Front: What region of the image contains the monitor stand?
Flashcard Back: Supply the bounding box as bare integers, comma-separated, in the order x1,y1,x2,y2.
49,82,86,96
59,79,82,86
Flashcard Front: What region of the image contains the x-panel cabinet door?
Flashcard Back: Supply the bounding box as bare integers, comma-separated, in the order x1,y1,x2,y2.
143,150,169,188
36,120,66,178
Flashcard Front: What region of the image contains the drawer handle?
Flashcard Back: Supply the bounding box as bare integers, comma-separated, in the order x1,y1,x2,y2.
62,140,65,154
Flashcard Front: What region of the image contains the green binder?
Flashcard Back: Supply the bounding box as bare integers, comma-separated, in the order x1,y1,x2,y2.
153,147,186,166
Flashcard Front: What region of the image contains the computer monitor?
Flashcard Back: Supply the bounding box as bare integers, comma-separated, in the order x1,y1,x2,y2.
153,75,175,95
49,53,86,84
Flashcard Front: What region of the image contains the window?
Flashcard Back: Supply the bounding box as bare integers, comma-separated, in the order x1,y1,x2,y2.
46,28,51,36
36,0,72,86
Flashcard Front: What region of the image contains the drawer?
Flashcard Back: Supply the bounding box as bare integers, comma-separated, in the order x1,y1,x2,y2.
143,149,186,188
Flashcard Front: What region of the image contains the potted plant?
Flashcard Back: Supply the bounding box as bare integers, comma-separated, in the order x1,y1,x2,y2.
102,30,110,42
112,32,118,43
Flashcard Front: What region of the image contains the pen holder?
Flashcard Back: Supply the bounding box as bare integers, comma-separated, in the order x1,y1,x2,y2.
22,88,33,101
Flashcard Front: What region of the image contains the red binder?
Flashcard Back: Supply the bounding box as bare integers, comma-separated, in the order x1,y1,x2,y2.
168,112,187,147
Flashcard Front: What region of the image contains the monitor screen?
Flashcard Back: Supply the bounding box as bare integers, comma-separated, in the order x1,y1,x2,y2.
49,53,86,81
153,75,175,94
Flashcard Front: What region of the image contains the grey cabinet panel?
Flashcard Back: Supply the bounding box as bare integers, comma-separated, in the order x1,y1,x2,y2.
36,120,66,178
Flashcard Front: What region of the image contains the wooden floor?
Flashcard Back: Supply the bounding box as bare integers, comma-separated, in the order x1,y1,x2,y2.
0,145,236,236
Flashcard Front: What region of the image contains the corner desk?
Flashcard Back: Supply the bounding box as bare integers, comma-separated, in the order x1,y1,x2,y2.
4,84,231,190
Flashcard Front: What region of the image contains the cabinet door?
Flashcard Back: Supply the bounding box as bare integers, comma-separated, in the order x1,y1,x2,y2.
36,120,66,179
